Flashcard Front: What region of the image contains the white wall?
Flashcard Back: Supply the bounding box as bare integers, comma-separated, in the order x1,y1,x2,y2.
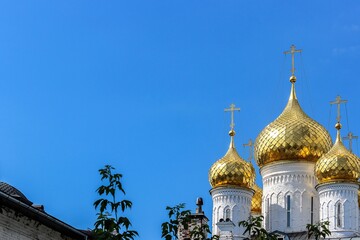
261,161,319,233
211,187,253,239
317,182,359,238
0,206,78,240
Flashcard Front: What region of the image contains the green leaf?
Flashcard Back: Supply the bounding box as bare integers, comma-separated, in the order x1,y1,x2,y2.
93,164,137,239
119,200,130,212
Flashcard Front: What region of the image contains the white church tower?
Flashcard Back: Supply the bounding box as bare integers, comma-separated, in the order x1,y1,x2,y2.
254,45,332,233
209,104,255,240
315,96,360,238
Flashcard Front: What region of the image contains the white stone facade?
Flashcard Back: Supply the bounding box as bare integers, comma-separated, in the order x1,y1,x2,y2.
210,187,254,239
0,183,88,240
261,161,319,233
210,161,360,239
317,182,359,238
0,206,78,240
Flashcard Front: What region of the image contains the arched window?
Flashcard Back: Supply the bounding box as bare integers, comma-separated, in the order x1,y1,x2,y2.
286,195,291,227
310,197,314,225
225,208,231,220
266,198,270,229
217,206,222,223
336,203,342,227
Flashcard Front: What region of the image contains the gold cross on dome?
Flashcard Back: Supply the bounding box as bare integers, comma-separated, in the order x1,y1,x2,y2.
284,44,302,76
343,132,358,153
224,103,240,130
243,139,254,161
330,95,347,123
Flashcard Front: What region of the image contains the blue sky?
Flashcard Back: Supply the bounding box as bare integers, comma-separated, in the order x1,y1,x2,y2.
0,1,360,239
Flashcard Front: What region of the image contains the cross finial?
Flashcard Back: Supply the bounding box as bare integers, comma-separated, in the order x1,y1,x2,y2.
284,44,302,78
224,103,240,131
243,139,253,162
330,95,348,123
343,132,358,153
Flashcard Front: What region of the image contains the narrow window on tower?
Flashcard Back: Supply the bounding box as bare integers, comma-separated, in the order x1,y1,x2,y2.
310,197,314,225
266,198,270,229
225,208,231,221
336,203,342,227
286,195,291,227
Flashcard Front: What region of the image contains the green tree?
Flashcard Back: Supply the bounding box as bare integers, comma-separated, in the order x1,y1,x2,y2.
93,165,138,240
306,221,331,240
190,224,219,240
161,203,191,240
161,203,218,240
239,216,277,240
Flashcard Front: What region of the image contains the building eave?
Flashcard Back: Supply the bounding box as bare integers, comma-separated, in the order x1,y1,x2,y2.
0,191,88,240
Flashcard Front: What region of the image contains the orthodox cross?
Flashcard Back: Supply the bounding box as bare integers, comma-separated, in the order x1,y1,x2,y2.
343,132,358,153
284,44,302,76
224,103,240,131
330,95,347,123
243,139,254,162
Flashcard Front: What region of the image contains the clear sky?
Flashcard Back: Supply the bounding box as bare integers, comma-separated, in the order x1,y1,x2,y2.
0,1,360,239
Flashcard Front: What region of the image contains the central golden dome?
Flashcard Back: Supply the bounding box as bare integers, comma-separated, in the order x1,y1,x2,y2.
255,81,332,168
316,124,360,184
209,131,255,189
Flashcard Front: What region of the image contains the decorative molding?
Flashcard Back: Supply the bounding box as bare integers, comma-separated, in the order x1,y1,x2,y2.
260,161,319,233
211,186,253,237
318,182,359,237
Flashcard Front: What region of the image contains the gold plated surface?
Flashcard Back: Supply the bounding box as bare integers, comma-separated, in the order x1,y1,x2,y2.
251,184,262,213
243,139,254,161
210,104,255,189
225,104,240,130
343,131,358,153
284,44,302,77
255,83,332,168
316,130,360,184
209,142,255,189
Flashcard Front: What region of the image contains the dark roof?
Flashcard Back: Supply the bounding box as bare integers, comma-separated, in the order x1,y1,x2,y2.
0,182,89,240
0,181,32,205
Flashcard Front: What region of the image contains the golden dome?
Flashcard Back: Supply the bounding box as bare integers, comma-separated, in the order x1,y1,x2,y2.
316,124,360,184
251,184,262,214
209,131,255,189
255,82,332,168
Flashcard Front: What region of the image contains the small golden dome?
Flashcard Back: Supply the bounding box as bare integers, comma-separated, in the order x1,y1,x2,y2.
209,132,255,189
251,184,263,214
316,126,360,184
255,83,332,168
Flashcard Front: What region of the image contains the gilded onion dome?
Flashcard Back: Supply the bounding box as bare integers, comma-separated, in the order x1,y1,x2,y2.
251,184,262,214
254,77,332,168
316,123,360,184
209,130,255,189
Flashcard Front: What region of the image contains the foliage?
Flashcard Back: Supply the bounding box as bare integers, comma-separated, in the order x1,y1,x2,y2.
161,203,219,240
239,216,277,240
190,224,219,240
306,221,331,240
161,203,191,240
93,165,138,240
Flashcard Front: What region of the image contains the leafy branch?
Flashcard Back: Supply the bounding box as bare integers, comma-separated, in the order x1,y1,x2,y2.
93,165,138,240
306,221,331,240
161,203,218,240
239,216,277,240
